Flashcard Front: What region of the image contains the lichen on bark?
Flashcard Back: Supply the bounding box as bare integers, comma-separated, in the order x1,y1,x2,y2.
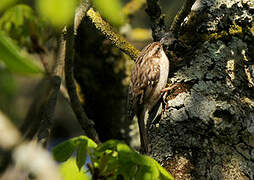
149,0,254,179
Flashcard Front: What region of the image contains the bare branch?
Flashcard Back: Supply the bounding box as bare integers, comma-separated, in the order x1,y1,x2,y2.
19,75,61,147
63,21,100,144
20,43,63,147
37,76,61,146
145,0,166,41
74,0,91,35
170,0,196,37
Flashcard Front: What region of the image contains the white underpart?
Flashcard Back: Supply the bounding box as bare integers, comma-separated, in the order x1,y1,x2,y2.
157,49,169,97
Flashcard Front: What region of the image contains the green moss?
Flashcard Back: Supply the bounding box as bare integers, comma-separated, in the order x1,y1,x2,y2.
86,8,140,60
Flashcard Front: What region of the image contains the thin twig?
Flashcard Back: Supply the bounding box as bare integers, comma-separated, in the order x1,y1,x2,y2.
20,44,63,143
30,34,50,73
37,30,66,145
20,77,51,139
20,32,64,145
39,53,50,74
37,76,61,146
170,0,196,37
19,76,61,147
145,0,166,41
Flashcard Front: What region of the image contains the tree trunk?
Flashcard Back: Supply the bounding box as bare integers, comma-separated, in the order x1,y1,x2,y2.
149,0,254,179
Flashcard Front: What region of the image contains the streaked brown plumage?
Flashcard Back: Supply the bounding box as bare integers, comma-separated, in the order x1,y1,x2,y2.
128,41,169,153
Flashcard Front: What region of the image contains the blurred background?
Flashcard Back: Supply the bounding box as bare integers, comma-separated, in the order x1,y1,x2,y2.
0,0,184,146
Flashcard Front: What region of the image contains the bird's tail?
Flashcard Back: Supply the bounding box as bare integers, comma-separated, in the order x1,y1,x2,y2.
138,108,149,153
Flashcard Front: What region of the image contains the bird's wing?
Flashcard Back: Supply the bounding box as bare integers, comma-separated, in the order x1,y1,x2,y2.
127,56,160,120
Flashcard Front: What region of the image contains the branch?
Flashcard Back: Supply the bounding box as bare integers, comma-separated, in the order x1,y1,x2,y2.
20,50,63,145
86,8,140,60
170,0,196,37
145,0,166,41
20,76,60,145
74,0,91,35
63,25,100,144
20,24,65,145
36,76,61,146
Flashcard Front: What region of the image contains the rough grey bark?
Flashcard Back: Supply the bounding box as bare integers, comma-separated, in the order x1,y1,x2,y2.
148,0,254,179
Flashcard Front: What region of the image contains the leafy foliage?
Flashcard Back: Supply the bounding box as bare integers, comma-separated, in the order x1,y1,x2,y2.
0,4,45,47
59,158,90,180
76,140,88,171
52,136,174,180
52,136,97,163
0,0,174,179
36,0,80,27
0,31,43,74
0,0,17,12
0,4,46,75
92,0,126,26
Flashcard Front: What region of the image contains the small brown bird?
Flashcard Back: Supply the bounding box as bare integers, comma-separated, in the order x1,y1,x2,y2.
128,41,170,153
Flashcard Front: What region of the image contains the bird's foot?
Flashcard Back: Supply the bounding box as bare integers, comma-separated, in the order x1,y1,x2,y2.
161,83,180,104
161,83,185,115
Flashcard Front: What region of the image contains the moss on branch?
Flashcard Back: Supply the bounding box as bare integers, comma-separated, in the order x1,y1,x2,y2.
87,8,140,60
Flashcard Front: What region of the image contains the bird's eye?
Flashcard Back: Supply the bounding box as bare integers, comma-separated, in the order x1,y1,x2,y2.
155,46,160,53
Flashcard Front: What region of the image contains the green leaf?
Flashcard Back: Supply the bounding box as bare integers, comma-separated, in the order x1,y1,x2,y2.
0,31,43,74
0,0,17,12
117,143,144,166
52,136,97,163
152,158,174,180
59,158,90,180
96,140,120,153
52,140,78,162
140,156,160,179
116,161,138,180
0,4,46,49
98,151,119,176
92,0,126,26
55,137,173,180
116,143,145,178
78,135,97,149
76,140,88,171
0,4,34,28
135,165,153,180
116,143,172,179
36,0,79,27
